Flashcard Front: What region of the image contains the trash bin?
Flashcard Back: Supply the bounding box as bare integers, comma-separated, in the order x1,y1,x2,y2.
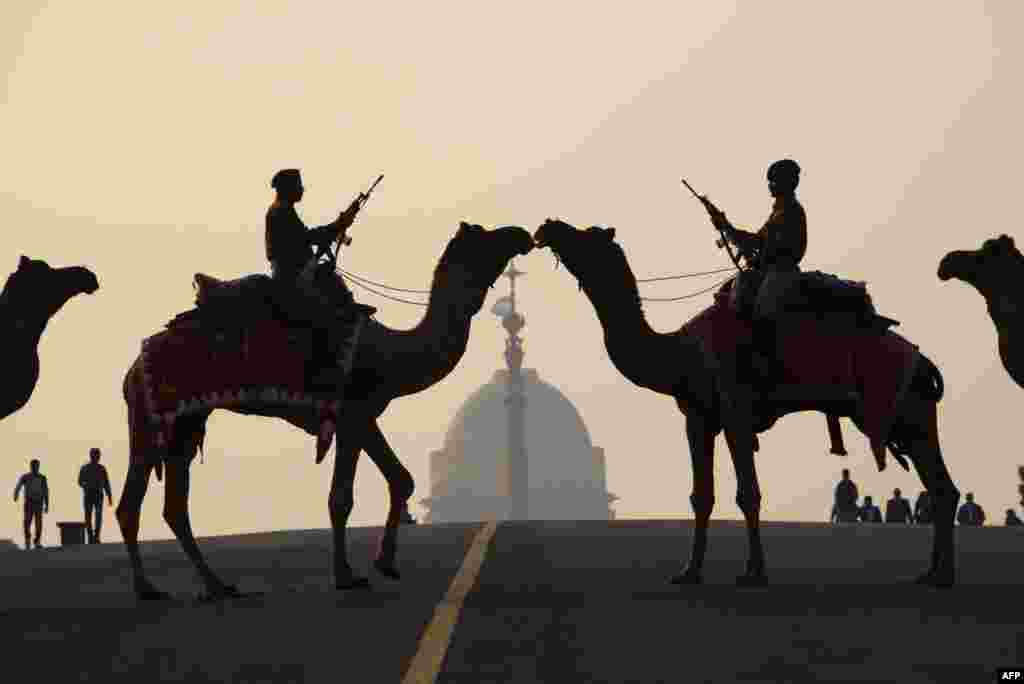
57,522,86,548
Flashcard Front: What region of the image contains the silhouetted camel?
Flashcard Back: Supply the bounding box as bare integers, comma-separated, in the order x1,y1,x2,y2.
938,235,1024,388
0,256,99,421
534,220,958,587
117,224,534,600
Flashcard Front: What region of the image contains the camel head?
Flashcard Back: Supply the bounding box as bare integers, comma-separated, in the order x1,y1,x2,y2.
533,219,618,287
938,234,1022,287
437,222,534,304
3,256,99,315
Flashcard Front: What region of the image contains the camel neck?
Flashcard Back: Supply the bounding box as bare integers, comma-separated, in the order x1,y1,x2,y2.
963,269,1020,326
577,266,686,395
367,265,480,397
0,294,50,348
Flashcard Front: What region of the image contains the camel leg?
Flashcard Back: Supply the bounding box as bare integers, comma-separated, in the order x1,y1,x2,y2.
162,444,240,601
362,420,414,580
329,417,372,590
900,398,959,587
671,414,716,585
116,461,172,600
724,418,767,586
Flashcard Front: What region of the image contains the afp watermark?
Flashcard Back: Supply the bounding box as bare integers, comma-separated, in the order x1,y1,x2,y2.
997,669,1024,681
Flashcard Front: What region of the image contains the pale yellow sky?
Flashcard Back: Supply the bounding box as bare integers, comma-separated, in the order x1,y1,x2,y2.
2,3,1021,543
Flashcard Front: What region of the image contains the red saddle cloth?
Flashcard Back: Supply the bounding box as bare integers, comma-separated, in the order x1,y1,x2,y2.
682,284,920,467
139,318,341,444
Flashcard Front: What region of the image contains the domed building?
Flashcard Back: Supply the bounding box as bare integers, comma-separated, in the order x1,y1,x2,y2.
419,264,617,523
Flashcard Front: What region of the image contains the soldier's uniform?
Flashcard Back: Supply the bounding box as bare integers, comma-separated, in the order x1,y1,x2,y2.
727,194,807,321
265,169,359,390
265,201,352,324
717,160,807,385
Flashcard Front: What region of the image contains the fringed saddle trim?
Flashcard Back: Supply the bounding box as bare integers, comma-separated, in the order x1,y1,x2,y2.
141,384,342,425
137,312,367,468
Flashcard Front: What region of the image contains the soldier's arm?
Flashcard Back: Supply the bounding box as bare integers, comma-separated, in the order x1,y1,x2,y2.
725,224,761,250
78,465,86,488
13,475,23,501
102,467,112,499
42,476,49,508
311,200,360,247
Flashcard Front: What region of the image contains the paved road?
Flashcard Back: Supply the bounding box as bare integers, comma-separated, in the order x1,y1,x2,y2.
2,520,1022,682
442,520,1024,683
1,524,479,683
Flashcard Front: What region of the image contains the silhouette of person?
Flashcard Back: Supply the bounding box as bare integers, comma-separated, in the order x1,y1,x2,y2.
1018,465,1024,507
13,459,48,549
714,159,807,382
884,487,913,524
1005,509,1023,526
858,495,883,523
833,468,859,523
956,492,986,526
914,490,933,525
78,447,112,543
266,168,360,391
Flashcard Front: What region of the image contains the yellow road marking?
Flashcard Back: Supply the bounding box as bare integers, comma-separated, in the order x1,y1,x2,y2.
402,520,499,684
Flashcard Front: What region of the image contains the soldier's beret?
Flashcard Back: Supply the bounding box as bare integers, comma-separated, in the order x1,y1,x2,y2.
271,169,302,190
768,159,800,181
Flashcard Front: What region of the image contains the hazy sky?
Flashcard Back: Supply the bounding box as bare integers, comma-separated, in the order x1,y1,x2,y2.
2,2,1021,544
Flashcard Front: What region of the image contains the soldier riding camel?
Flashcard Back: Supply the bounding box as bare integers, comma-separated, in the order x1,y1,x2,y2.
704,159,891,391
710,158,806,384
266,168,374,391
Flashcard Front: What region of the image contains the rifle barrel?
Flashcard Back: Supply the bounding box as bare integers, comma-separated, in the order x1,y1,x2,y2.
680,178,700,199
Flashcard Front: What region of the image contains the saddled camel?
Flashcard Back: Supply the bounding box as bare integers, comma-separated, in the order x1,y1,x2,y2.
534,219,958,587
117,223,533,600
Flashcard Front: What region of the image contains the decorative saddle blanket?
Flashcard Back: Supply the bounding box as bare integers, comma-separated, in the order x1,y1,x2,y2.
682,281,920,469
140,316,364,424
138,271,370,452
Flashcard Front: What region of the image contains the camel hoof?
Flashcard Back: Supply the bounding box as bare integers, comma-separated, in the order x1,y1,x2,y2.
136,588,174,601
336,576,372,591
197,584,247,603
667,565,700,589
914,570,955,588
735,573,768,587
373,558,401,580
667,573,700,585
667,569,700,585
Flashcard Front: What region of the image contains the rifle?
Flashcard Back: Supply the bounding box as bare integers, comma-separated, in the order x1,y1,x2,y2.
681,178,743,271
313,174,383,263
336,173,384,248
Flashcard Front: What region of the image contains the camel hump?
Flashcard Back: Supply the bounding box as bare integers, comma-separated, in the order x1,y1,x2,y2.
194,272,229,289
193,272,273,308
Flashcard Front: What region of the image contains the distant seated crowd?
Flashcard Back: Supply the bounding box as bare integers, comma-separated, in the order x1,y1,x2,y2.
831,468,1022,527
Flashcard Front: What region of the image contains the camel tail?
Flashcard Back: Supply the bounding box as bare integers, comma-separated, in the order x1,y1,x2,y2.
914,353,944,403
